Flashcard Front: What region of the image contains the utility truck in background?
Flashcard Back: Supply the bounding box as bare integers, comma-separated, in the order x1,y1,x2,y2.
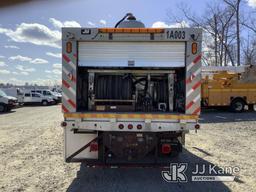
61,13,202,166
202,65,256,112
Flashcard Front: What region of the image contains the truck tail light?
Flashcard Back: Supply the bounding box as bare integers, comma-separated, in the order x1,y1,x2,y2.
195,124,200,129
137,124,142,129
128,124,133,129
192,42,197,54
118,124,124,129
61,121,67,127
66,42,72,53
161,144,172,154
90,141,98,152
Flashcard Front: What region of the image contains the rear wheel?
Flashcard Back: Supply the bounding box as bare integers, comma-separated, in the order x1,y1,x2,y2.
5,107,11,112
42,100,48,106
230,99,245,113
0,104,6,112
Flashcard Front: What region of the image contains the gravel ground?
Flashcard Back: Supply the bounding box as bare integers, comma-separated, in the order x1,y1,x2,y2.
0,105,255,192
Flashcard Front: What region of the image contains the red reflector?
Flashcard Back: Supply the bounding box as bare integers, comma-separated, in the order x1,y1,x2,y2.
128,124,133,129
119,124,124,129
61,121,67,127
195,124,200,129
90,141,98,152
137,124,142,129
161,144,172,154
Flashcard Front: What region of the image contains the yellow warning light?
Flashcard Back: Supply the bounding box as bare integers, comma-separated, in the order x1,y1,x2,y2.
66,42,72,53
192,42,198,55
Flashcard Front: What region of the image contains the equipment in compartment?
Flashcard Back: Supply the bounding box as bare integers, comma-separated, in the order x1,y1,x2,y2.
85,69,177,112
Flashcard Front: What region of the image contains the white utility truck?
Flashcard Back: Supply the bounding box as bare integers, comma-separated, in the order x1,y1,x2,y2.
61,13,202,166
1,87,24,104
30,89,62,104
22,92,54,106
0,89,17,112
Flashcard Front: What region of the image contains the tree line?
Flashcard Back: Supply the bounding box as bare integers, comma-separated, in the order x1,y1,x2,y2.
168,0,256,66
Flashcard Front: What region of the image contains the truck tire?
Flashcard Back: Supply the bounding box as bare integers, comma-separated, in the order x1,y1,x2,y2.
5,107,11,112
0,104,6,112
230,99,245,113
249,104,256,112
42,100,48,106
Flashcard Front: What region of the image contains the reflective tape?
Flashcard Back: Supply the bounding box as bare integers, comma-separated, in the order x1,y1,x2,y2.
192,107,201,115
187,54,202,71
63,54,76,70
186,95,201,110
62,105,69,113
64,113,199,120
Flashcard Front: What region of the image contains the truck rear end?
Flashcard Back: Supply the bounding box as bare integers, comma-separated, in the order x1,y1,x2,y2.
61,14,202,166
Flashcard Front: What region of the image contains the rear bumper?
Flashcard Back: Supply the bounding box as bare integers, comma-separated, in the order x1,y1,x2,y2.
7,103,18,109
64,121,197,132
63,113,199,132
64,129,183,165
62,113,200,165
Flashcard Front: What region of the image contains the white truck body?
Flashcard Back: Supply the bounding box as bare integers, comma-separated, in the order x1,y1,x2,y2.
61,22,202,166
0,87,24,103
0,89,18,112
26,89,62,104
21,92,54,105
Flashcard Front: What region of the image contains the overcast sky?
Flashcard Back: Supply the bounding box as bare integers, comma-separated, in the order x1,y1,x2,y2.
0,0,255,85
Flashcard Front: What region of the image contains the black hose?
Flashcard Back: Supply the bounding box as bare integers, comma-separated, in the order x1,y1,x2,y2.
114,13,133,28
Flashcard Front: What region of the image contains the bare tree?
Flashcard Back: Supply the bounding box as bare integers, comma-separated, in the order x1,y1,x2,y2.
242,22,256,34
214,14,218,66
217,7,237,66
171,2,236,66
223,0,242,66
241,11,256,34
243,35,256,65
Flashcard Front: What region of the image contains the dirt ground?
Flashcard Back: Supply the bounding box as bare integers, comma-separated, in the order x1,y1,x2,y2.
0,105,255,192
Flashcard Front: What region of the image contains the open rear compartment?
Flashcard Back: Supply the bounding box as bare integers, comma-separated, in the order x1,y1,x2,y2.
76,41,186,114
77,67,186,113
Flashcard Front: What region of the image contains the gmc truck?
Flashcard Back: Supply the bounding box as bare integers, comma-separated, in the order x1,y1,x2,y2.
61,14,202,166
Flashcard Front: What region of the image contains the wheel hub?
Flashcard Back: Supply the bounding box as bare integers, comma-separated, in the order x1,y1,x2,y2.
235,103,243,111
